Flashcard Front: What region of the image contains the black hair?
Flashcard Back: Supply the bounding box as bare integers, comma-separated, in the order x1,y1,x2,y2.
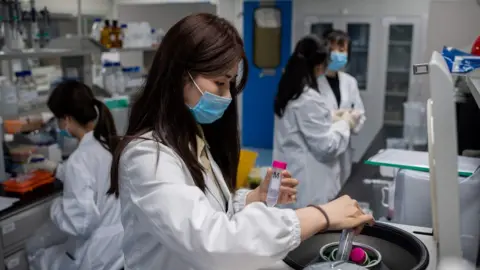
274,35,330,117
323,29,352,60
108,13,248,197
47,80,118,154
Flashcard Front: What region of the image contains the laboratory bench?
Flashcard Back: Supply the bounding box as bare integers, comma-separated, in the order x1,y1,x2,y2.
0,180,62,270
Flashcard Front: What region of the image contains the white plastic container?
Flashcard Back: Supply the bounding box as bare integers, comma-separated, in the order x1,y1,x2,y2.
266,160,287,207
102,62,116,95
403,101,427,148
0,77,19,117
15,71,32,113
24,70,38,109
90,18,103,42
113,62,125,94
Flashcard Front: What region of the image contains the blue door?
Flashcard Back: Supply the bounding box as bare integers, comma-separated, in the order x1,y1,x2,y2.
242,0,292,149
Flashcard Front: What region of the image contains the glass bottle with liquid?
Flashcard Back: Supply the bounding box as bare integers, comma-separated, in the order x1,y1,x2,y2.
111,20,121,48
100,20,111,48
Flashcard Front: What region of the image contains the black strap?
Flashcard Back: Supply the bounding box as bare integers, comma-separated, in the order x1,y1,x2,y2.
307,204,330,232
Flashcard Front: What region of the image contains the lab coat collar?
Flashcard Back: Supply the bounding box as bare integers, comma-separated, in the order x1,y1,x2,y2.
195,129,232,210
78,131,95,147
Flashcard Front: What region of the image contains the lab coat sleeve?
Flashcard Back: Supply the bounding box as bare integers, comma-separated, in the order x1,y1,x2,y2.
232,188,252,213
122,141,301,270
294,99,351,161
351,79,366,134
50,154,101,237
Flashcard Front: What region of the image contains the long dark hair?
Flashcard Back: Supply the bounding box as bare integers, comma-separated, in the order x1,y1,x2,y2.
47,80,118,153
274,35,329,117
108,13,248,197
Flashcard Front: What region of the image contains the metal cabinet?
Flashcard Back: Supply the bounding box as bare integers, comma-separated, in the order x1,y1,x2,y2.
0,201,52,252
303,14,426,155
0,196,58,270
381,17,423,137
4,250,28,270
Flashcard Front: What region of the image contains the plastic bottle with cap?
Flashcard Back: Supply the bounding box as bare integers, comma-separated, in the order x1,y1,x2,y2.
266,160,287,207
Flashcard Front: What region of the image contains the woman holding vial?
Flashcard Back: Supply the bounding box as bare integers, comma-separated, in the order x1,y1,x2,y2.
109,13,373,270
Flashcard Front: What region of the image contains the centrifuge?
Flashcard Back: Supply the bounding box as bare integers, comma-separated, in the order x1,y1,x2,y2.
262,50,472,270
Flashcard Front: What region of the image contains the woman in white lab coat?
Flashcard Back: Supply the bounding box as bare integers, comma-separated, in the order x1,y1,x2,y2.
108,13,374,270
26,81,124,270
320,29,366,185
273,35,359,208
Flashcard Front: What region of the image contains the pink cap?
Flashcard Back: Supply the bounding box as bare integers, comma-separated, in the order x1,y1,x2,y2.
272,160,287,170
350,247,367,264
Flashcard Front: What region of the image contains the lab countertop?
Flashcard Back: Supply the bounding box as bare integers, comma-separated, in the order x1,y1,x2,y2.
0,180,62,220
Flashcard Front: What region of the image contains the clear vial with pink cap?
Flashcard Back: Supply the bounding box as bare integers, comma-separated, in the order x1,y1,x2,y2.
266,160,287,207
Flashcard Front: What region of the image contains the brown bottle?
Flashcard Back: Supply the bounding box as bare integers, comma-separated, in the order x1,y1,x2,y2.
112,20,121,48
100,20,111,48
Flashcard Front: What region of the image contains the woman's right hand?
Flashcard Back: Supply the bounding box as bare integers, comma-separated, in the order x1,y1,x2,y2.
320,195,374,234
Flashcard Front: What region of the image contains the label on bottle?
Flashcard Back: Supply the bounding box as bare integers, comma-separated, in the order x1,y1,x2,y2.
266,169,282,206
19,90,31,103
4,91,17,104
110,34,116,42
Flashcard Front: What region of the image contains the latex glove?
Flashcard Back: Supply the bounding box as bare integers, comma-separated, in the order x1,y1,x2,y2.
331,110,343,122
340,111,356,129
25,155,58,174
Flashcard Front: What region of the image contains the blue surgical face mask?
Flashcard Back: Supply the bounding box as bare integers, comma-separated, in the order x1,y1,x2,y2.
59,129,74,138
58,119,74,138
328,51,348,71
188,73,232,124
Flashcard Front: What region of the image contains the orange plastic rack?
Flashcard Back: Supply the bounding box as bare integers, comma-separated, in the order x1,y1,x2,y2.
3,171,55,193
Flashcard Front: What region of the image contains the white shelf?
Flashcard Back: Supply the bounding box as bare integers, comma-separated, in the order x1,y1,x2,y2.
386,91,408,97
389,40,412,46
387,67,410,73
384,119,403,126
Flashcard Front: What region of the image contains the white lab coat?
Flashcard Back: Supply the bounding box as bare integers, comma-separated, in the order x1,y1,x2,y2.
27,132,124,270
119,132,301,270
318,72,366,185
273,87,351,208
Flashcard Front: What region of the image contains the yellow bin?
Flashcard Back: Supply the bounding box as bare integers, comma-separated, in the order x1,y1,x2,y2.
237,149,258,189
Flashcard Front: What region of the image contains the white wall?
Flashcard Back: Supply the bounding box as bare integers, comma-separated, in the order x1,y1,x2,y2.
420,0,480,101
31,0,110,15
117,2,216,30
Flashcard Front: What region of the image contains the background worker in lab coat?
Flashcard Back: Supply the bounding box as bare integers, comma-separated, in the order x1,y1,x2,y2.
273,35,360,208
107,13,373,270
320,29,366,186
25,81,124,270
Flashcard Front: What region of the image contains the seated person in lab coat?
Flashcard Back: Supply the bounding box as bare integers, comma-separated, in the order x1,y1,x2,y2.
25,81,124,270
273,35,361,208
321,29,366,185
107,13,374,270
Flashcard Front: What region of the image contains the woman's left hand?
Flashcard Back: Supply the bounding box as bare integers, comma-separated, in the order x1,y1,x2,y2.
247,169,298,205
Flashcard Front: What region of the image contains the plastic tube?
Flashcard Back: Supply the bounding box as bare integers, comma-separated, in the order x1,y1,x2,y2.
266,160,287,207
336,229,355,261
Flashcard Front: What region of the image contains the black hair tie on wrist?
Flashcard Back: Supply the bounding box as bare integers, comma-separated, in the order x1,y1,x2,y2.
308,204,330,232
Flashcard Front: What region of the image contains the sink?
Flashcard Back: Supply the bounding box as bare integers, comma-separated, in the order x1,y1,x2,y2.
283,223,429,270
